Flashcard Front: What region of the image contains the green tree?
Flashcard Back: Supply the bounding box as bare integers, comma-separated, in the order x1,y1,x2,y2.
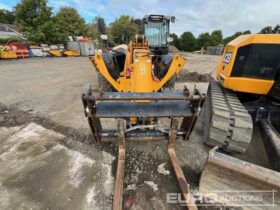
259,26,273,34
15,0,53,43
0,9,16,24
169,33,180,49
259,25,280,34
109,15,139,44
197,32,211,49
223,32,242,44
85,23,98,40
272,25,280,34
243,30,251,34
134,18,143,34
223,31,252,45
209,30,223,46
53,7,87,43
178,32,197,51
86,18,99,41
86,16,110,44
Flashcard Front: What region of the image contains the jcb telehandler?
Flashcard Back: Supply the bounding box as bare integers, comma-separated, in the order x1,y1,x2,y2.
82,15,203,210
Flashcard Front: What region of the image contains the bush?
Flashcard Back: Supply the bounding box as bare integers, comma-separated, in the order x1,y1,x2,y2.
0,36,24,44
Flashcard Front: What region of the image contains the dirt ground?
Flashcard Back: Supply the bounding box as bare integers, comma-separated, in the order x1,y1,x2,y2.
0,54,271,210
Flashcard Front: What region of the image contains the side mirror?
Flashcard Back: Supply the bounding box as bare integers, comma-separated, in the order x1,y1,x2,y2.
171,16,175,23
167,37,174,43
97,18,106,34
100,34,108,40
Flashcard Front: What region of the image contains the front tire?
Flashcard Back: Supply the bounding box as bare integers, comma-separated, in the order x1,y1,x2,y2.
98,73,114,92
163,75,176,89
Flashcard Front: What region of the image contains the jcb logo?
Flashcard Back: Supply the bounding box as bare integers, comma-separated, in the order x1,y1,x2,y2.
140,63,146,75
223,53,232,64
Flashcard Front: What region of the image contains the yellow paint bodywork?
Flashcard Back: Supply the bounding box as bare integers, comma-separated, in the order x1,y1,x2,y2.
91,39,186,92
0,46,17,59
49,50,62,57
216,34,280,95
0,51,17,59
218,75,274,95
63,50,80,57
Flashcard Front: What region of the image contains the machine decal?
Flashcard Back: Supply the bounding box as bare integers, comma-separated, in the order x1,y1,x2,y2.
223,52,232,64
140,63,146,75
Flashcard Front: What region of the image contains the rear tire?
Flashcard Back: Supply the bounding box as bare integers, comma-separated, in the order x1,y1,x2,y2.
98,73,114,92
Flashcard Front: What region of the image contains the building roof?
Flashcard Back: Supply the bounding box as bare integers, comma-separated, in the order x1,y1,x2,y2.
0,23,19,33
0,23,23,38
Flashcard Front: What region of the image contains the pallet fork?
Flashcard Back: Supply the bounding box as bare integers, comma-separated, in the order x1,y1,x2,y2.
82,87,204,209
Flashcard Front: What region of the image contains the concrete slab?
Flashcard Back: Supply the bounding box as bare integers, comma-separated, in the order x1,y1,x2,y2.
0,123,115,210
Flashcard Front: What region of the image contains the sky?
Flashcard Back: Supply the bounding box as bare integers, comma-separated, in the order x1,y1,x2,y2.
1,0,280,37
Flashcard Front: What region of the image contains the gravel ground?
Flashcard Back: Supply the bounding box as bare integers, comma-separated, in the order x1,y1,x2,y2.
0,55,270,209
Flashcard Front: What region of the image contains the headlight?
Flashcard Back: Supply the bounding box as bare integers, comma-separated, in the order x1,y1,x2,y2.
100,34,108,40
167,37,174,43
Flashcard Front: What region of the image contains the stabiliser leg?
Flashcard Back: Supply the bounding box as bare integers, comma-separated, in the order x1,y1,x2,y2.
168,118,197,210
113,119,126,210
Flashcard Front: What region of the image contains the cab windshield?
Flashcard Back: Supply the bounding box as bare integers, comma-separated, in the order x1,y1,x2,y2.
144,20,169,47
232,44,280,80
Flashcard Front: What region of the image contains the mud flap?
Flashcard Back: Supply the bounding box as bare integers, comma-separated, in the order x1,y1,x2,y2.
199,148,280,209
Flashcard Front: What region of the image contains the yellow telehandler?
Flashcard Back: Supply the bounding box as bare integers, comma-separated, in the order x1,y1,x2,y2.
82,15,204,210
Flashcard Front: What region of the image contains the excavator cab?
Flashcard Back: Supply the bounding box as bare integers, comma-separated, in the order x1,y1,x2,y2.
216,34,280,95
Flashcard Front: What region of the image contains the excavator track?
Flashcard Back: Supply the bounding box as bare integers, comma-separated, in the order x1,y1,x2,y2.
204,81,253,153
